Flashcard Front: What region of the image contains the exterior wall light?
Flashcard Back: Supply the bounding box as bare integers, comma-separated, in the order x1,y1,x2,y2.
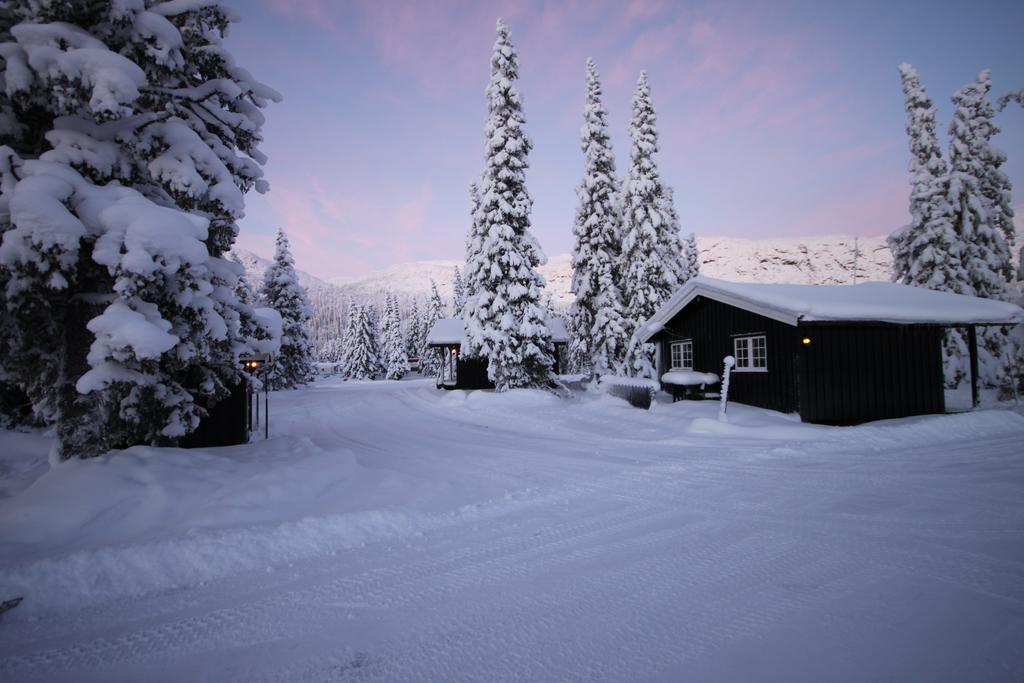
802,337,812,345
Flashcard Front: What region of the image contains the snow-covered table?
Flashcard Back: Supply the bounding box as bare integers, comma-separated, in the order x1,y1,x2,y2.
661,370,719,387
661,370,720,402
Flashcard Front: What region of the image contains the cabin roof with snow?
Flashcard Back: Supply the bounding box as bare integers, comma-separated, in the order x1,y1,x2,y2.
639,276,1023,341
427,316,570,346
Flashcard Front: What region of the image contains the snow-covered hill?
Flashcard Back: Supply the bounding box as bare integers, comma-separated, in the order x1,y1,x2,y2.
236,234,892,310
232,235,892,355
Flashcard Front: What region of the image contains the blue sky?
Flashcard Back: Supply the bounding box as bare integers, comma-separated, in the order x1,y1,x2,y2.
227,0,1024,279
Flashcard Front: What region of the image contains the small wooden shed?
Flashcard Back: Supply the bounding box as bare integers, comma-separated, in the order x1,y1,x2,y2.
426,316,570,390
639,277,1022,425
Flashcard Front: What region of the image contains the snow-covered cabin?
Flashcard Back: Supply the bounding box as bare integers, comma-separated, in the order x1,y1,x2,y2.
426,317,570,389
639,277,1023,424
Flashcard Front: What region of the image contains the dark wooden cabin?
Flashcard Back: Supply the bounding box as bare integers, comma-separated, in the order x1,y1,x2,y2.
427,316,569,390
640,277,1023,425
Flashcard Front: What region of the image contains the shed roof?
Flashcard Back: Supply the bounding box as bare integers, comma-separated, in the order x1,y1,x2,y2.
428,316,569,346
640,276,1024,341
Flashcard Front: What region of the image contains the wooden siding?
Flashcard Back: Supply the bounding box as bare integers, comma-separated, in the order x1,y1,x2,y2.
655,297,799,413
182,378,248,448
455,356,494,390
797,324,944,424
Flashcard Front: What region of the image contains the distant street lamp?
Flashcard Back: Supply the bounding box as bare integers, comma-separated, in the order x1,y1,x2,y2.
240,353,273,440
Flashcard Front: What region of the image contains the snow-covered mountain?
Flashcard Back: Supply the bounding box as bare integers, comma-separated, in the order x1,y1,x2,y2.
230,248,335,294
234,234,892,355
238,234,891,308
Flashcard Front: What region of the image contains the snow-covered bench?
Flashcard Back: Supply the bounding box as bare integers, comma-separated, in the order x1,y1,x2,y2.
660,370,720,402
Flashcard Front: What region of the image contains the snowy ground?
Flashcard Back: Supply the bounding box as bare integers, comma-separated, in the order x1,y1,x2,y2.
2,378,1024,681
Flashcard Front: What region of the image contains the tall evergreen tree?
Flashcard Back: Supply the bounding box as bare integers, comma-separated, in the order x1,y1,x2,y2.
948,71,1015,387
405,298,422,364
345,304,379,380
381,294,409,380
658,186,688,287
452,266,465,318
338,300,357,377
259,229,315,389
891,63,972,385
683,232,700,281
463,181,485,331
0,2,278,457
462,19,554,390
568,59,628,377
620,71,674,378
420,281,445,377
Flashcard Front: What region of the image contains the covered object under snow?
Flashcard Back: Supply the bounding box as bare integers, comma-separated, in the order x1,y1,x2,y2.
427,317,569,389
640,277,1023,425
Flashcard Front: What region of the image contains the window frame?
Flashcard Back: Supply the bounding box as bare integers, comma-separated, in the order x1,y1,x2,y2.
669,340,693,370
733,334,767,373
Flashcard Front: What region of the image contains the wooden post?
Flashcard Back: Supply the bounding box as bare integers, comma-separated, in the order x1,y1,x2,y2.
968,325,979,409
264,387,269,440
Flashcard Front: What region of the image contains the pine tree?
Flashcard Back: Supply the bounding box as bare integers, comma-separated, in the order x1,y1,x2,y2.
419,280,445,377
620,71,674,378
463,181,485,333
345,305,379,380
0,3,279,458
452,266,465,318
891,64,972,386
948,70,1015,387
568,59,628,377
683,232,700,281
338,300,357,377
658,186,688,287
463,19,554,390
259,229,315,389
379,295,408,380
405,298,422,364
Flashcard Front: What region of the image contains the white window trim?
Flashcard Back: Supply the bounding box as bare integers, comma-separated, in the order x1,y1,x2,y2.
669,340,693,370
733,335,768,373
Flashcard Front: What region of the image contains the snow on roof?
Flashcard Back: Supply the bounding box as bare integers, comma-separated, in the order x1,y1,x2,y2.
640,276,1024,341
427,316,569,346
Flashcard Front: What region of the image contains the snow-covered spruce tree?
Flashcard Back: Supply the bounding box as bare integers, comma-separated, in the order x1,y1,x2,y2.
462,20,554,390
891,63,972,386
259,229,314,389
568,59,628,377
0,3,279,458
404,298,422,364
620,71,675,378
947,71,1016,388
463,181,485,313
419,280,445,377
452,265,465,317
382,294,409,380
683,232,700,281
344,304,379,380
658,186,688,287
337,300,357,378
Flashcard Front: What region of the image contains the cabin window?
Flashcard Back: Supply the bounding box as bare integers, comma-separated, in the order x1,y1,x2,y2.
669,340,693,370
734,335,767,372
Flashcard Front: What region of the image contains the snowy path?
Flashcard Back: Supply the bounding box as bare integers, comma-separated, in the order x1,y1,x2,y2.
2,379,1024,681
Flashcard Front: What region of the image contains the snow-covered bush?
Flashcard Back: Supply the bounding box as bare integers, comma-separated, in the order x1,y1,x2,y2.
0,2,279,457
